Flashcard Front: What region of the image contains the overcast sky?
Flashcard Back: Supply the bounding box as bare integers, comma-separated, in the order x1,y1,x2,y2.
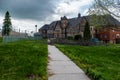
0,0,93,33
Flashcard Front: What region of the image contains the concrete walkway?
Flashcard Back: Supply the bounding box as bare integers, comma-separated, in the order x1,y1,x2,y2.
48,45,90,80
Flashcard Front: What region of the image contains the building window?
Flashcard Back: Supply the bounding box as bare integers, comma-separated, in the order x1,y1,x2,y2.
105,35,107,38
66,29,69,32
55,30,60,32
100,35,102,38
77,30,80,33
112,35,114,38
63,24,66,27
116,34,120,38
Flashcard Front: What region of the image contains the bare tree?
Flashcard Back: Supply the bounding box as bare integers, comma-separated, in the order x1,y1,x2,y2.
88,0,120,28
89,0,120,18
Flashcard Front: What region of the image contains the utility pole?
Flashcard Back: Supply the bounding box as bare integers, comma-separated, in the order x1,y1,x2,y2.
25,30,27,37
19,28,20,36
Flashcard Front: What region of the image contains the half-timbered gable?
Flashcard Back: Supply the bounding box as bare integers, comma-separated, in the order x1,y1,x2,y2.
54,21,62,38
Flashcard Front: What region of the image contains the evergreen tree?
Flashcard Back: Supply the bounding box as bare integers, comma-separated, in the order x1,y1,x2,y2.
83,21,91,41
2,11,12,36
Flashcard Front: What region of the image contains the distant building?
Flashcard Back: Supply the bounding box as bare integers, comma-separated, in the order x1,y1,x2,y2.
97,27,120,43
10,31,27,38
34,32,42,40
0,30,27,38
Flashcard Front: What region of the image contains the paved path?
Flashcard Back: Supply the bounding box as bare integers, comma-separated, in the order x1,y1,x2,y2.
48,45,90,80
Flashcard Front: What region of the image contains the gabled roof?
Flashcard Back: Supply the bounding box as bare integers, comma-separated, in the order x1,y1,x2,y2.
53,21,63,30
84,15,120,27
61,16,67,20
40,24,49,30
68,17,82,28
49,21,57,30
39,16,84,30
106,15,120,26
40,14,120,30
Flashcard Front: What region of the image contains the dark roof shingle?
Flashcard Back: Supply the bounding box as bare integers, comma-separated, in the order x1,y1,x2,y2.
40,14,120,30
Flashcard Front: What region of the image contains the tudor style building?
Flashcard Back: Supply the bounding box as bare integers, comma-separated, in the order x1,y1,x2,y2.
39,13,95,39
39,13,120,43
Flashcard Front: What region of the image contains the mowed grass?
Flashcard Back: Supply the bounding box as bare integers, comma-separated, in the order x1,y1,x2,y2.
0,37,2,43
56,44,120,80
0,40,48,80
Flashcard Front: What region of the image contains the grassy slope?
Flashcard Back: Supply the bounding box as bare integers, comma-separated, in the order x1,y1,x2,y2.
0,40,47,80
56,44,120,80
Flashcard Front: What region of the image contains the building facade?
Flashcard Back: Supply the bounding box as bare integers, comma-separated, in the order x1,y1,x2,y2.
39,14,120,43
39,13,95,39
97,27,120,43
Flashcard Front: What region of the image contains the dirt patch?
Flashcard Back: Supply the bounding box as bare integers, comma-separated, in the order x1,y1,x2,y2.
27,74,41,80
47,69,54,77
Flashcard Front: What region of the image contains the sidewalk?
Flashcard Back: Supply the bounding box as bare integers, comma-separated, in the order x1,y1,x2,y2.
48,45,90,80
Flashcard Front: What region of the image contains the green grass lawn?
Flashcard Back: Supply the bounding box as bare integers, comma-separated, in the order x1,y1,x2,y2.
0,37,2,43
0,40,48,80
56,44,120,80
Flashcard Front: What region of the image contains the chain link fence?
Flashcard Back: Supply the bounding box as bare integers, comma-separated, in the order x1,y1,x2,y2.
2,36,42,43
3,36,28,43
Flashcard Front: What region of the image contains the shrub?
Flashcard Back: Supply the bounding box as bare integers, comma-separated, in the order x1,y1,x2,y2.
67,36,74,40
74,35,82,40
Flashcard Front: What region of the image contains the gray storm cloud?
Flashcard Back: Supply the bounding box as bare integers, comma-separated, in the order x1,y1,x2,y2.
0,0,93,32
0,0,56,21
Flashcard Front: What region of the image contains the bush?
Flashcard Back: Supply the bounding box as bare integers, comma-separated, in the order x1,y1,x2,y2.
67,36,73,40
74,35,82,40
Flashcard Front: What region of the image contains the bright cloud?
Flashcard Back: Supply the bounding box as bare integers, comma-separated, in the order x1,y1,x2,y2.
55,2,78,15
54,0,93,16
0,16,3,30
11,19,44,33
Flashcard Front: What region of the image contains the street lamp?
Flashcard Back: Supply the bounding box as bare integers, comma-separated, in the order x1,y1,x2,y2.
19,28,20,36
35,25,37,33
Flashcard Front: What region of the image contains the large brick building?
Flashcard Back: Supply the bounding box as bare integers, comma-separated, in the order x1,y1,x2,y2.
97,27,120,43
95,15,120,43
